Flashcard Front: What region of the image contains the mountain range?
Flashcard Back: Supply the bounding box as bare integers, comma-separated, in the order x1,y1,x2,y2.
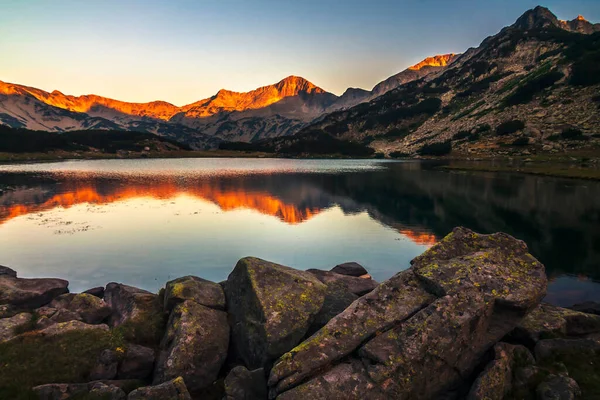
1,6,599,155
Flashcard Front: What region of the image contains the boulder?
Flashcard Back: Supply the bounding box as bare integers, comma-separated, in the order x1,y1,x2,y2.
89,382,127,399
308,281,358,335
84,286,106,298
0,304,15,318
118,344,155,380
0,265,17,277
163,275,225,312
269,227,547,399
35,307,83,329
536,374,581,400
467,343,534,400
154,300,229,392
128,377,192,400
224,366,268,400
0,275,68,309
569,301,600,316
104,283,158,327
90,349,119,381
34,382,128,400
510,303,600,346
534,338,600,362
0,312,32,342
330,262,368,277
38,320,109,337
306,269,378,296
49,293,111,324
224,257,327,369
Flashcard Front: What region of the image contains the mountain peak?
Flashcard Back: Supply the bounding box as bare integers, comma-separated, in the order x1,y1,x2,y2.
513,6,559,30
576,15,587,21
275,76,325,95
408,54,457,71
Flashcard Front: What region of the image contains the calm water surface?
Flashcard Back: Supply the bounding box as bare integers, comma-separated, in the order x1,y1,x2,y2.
0,158,598,307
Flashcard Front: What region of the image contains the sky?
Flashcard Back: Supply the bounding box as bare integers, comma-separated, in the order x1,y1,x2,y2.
0,0,599,105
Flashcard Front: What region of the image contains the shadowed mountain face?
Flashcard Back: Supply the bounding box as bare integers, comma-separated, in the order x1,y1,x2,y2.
1,161,599,292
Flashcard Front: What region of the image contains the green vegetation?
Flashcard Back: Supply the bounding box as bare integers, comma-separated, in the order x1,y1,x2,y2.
496,120,525,136
0,330,126,400
418,141,452,156
503,70,564,105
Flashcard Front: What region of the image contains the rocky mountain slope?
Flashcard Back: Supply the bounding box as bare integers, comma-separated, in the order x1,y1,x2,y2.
288,6,600,157
0,58,453,149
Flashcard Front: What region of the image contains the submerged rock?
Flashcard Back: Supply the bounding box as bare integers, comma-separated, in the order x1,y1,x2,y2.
0,275,68,309
224,366,268,400
163,275,225,312
154,300,229,392
224,257,326,369
49,293,111,324
330,262,368,277
128,376,192,400
269,227,547,400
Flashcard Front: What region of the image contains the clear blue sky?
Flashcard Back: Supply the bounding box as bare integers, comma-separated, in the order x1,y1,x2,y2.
0,0,598,105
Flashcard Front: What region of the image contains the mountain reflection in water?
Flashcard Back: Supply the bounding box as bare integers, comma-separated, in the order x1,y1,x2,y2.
0,159,598,307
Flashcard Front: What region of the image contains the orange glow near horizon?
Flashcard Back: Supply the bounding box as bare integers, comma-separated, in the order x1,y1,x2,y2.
1,182,437,246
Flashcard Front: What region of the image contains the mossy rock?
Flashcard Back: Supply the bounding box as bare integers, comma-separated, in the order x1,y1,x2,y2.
224,257,327,369
163,276,225,312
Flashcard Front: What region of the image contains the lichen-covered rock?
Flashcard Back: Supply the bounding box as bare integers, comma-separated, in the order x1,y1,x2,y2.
510,303,600,346
154,300,228,392
35,307,83,329
104,283,158,327
0,265,17,277
224,366,268,400
33,383,89,399
467,343,534,400
569,301,600,316
330,262,368,277
90,349,119,381
0,312,32,342
89,382,127,399
536,374,581,400
128,376,192,400
38,320,109,337
269,227,547,399
49,293,111,324
306,269,378,296
307,281,358,335
163,275,225,312
118,344,155,380
225,257,327,369
0,275,68,309
534,338,600,362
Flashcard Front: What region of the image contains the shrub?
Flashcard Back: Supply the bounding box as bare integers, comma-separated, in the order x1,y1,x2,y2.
504,70,564,105
496,120,525,136
417,141,452,156
511,137,530,146
452,130,471,140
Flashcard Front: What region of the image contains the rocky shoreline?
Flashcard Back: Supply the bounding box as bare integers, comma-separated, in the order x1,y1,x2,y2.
1,227,599,399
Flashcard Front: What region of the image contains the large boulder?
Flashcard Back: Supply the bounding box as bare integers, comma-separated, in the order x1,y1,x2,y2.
49,293,111,324
536,374,581,400
510,303,600,346
38,320,109,337
306,269,378,296
330,262,368,277
0,275,68,309
0,265,17,277
163,275,225,312
224,366,268,400
308,281,358,335
569,301,600,316
467,343,534,400
34,382,129,400
118,344,155,380
35,306,84,329
153,300,229,392
84,286,105,298
104,283,158,327
90,349,120,381
0,312,32,342
269,227,547,399
224,257,327,369
128,377,192,400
